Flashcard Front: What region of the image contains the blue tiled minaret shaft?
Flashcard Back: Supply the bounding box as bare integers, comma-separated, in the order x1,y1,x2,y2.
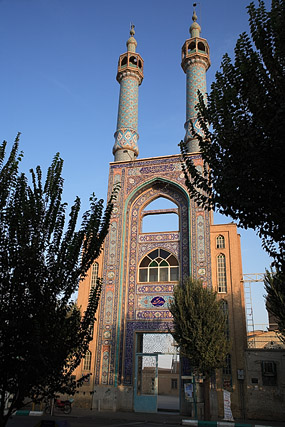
113,26,144,162
181,9,210,152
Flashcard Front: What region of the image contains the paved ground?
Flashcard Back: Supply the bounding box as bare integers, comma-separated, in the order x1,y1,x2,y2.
7,409,182,427
6,408,285,427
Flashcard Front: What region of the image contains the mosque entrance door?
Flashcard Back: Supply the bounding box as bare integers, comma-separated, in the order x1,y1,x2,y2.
133,333,179,413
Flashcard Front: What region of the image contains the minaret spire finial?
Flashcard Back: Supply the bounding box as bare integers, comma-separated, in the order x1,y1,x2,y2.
190,3,201,37
192,3,198,22
130,23,135,36
127,22,137,52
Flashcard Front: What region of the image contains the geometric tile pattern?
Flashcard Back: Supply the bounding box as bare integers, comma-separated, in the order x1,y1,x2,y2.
117,77,138,130
113,76,139,156
113,127,139,156
197,214,205,261
137,295,173,309
186,61,207,119
184,59,207,141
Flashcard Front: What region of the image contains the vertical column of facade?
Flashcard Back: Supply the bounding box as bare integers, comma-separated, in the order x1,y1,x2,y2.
113,25,144,162
181,9,210,153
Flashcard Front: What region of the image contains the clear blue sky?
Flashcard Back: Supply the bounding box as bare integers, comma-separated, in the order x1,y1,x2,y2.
0,0,272,325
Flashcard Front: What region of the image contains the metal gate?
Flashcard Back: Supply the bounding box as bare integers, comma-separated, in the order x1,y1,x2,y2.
134,353,158,412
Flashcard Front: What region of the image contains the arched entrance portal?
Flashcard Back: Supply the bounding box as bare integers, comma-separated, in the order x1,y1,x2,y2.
118,180,190,396
94,161,212,413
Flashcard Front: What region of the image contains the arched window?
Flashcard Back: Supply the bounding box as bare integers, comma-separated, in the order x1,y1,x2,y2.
90,262,99,288
129,56,137,66
89,322,94,339
217,254,227,293
121,55,127,66
223,354,232,375
139,249,179,283
83,350,91,371
216,235,225,249
142,197,179,233
188,41,196,53
198,41,206,52
221,300,229,339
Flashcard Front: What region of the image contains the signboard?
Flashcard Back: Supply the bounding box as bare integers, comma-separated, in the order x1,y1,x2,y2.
184,383,193,400
151,296,166,307
223,389,234,421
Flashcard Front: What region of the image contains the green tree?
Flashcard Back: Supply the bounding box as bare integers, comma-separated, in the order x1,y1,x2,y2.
264,269,285,342
169,277,230,419
169,277,230,374
181,0,285,268
0,135,119,427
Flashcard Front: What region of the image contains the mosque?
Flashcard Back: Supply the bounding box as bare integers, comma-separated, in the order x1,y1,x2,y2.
74,8,285,421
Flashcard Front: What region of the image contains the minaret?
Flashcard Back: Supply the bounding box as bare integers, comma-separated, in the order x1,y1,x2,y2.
181,8,210,152
113,25,144,162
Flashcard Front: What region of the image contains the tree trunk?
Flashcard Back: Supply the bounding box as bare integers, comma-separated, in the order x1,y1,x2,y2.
203,377,210,420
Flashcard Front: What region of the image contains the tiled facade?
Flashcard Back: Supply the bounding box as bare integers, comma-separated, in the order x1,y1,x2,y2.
95,153,212,388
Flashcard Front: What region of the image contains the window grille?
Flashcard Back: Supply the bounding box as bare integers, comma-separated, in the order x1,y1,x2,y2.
91,262,99,288
138,249,179,283
171,378,178,389
262,361,277,386
216,235,225,249
83,350,92,371
217,254,227,292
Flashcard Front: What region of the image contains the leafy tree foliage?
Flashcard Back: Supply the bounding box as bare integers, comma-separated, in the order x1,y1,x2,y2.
0,134,119,426
169,277,230,375
181,0,285,268
264,269,285,342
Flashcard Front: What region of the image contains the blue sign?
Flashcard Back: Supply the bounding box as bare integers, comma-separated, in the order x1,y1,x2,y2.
151,296,165,307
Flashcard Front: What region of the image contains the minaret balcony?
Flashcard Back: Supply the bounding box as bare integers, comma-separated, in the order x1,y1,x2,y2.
117,52,144,82
181,37,211,72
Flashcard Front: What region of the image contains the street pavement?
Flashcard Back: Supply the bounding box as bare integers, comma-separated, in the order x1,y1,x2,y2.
7,409,181,427
6,408,285,427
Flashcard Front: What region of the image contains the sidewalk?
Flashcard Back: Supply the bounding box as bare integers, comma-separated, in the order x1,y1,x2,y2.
69,407,183,424
8,407,285,427
64,408,285,426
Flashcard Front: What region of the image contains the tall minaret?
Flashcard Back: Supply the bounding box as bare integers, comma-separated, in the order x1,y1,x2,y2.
113,25,144,162
181,7,210,152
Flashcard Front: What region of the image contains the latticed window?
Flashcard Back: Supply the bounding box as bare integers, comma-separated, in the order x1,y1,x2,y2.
217,254,227,292
139,249,179,283
216,235,225,249
221,300,230,339
223,353,232,375
90,262,99,288
83,350,91,371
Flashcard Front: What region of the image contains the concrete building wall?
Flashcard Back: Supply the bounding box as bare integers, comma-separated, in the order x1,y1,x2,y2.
245,349,285,421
